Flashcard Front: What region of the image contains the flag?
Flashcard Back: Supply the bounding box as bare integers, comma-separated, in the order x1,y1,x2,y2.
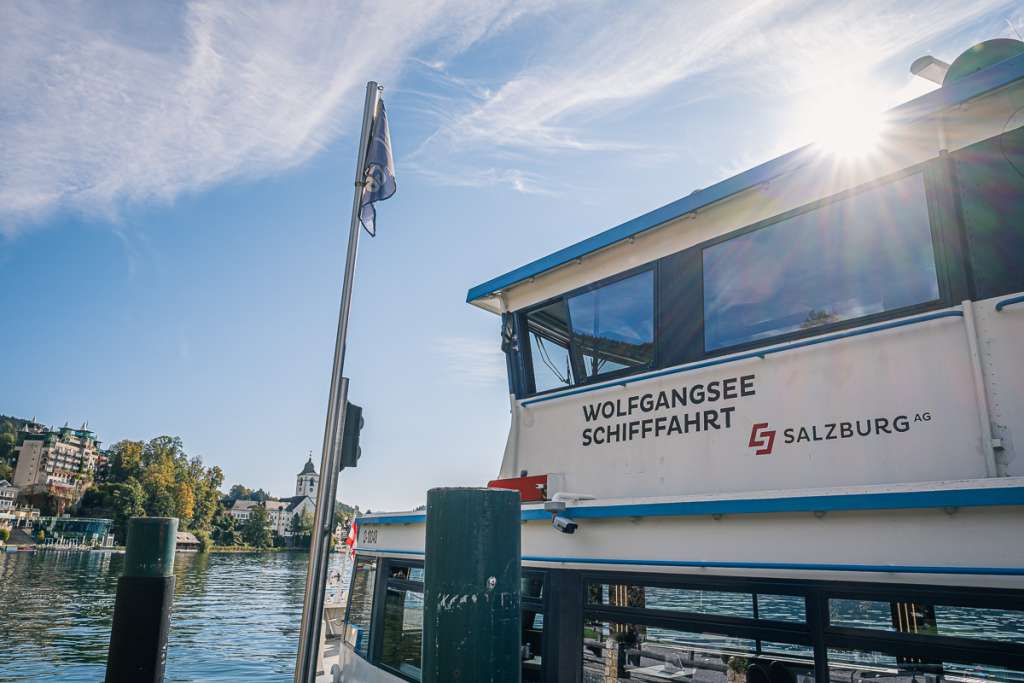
345,519,358,557
358,100,396,236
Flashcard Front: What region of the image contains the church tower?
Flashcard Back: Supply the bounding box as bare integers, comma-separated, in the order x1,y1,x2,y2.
296,454,318,498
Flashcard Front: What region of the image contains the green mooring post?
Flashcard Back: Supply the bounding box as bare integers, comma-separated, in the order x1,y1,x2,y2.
105,517,178,683
423,487,521,683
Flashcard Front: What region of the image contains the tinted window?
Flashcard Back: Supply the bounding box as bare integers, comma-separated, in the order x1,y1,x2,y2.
588,582,753,618
568,271,654,379
757,594,806,622
380,585,423,680
525,300,575,393
827,648,1024,683
703,173,939,351
955,125,1024,299
344,556,377,658
830,598,1024,644
582,618,812,683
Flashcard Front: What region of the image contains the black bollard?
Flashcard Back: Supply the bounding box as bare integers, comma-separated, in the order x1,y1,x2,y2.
105,517,178,683
422,487,521,683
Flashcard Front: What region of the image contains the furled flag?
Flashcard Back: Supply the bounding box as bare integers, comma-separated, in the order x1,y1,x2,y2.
358,101,397,237
345,519,358,557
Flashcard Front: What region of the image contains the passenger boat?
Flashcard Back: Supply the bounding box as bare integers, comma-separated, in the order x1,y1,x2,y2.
325,40,1024,683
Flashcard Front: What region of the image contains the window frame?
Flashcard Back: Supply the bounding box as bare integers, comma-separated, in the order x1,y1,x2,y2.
369,557,425,683
521,569,549,682
698,165,949,358
510,161,969,399
519,263,659,397
343,554,381,661
570,568,1024,682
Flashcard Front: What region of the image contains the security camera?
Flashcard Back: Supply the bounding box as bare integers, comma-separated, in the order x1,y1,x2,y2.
552,514,577,534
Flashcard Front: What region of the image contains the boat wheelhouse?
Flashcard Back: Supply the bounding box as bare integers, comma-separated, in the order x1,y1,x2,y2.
329,41,1024,683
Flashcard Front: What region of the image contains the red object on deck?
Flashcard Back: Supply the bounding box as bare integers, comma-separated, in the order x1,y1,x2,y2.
487,474,549,502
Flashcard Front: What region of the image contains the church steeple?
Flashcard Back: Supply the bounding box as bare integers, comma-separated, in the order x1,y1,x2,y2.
296,452,319,498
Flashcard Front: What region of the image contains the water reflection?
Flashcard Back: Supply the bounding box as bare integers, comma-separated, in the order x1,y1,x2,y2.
0,550,344,682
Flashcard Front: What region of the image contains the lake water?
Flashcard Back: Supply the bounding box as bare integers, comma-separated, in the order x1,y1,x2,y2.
0,550,347,682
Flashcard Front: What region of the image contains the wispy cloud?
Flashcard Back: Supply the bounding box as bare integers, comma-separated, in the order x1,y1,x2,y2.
423,0,1015,157
0,0,552,235
434,336,507,387
1,0,1018,230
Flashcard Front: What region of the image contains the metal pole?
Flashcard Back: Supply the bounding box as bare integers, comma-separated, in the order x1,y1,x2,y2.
294,80,381,683
105,517,178,683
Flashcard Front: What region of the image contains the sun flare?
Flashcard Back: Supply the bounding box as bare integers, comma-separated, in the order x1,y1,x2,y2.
801,86,887,159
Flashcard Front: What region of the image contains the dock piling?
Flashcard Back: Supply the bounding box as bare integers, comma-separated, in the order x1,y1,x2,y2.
105,517,178,683
422,487,521,683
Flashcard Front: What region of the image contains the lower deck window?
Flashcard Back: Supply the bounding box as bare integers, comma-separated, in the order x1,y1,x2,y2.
827,648,1024,683
523,572,547,682
582,619,814,683
344,557,378,658
380,584,424,680
829,599,1024,644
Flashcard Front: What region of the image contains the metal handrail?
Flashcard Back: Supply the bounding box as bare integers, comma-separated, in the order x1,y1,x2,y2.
995,293,1024,312
521,309,964,407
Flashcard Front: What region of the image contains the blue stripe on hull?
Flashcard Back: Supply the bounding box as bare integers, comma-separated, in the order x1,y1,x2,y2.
362,549,1024,576
359,485,1024,526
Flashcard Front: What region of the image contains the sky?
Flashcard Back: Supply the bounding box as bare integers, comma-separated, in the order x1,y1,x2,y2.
1,1,1021,512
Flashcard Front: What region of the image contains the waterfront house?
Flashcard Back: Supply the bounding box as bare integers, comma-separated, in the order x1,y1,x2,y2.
0,480,17,514
175,531,200,552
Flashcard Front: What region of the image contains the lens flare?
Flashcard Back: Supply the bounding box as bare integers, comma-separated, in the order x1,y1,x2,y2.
800,87,887,159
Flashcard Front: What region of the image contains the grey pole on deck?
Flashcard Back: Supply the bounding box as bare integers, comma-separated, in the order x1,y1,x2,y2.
422,487,522,683
105,516,179,683
294,80,381,683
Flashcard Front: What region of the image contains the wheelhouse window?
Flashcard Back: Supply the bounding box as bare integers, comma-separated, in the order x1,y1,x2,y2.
344,556,377,658
525,299,575,393
954,125,1024,299
568,271,655,380
523,269,655,394
703,173,940,352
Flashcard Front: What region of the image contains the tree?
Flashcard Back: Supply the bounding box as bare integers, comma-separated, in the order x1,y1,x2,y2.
35,530,45,543
211,507,239,546
193,529,212,553
108,440,144,483
0,461,12,482
289,511,314,548
242,505,272,548
0,430,16,467
227,484,252,502
114,480,145,544
173,481,196,524
0,528,10,543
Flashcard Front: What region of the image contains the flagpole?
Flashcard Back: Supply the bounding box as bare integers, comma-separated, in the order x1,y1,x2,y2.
294,80,381,683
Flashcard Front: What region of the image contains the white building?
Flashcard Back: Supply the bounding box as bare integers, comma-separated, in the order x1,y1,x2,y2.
227,457,318,538
0,480,18,514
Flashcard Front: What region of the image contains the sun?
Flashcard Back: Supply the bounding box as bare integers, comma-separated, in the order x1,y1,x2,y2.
799,85,887,159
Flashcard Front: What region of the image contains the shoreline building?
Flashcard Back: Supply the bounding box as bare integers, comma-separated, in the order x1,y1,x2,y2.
227,456,318,538
13,423,101,515
0,480,17,514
